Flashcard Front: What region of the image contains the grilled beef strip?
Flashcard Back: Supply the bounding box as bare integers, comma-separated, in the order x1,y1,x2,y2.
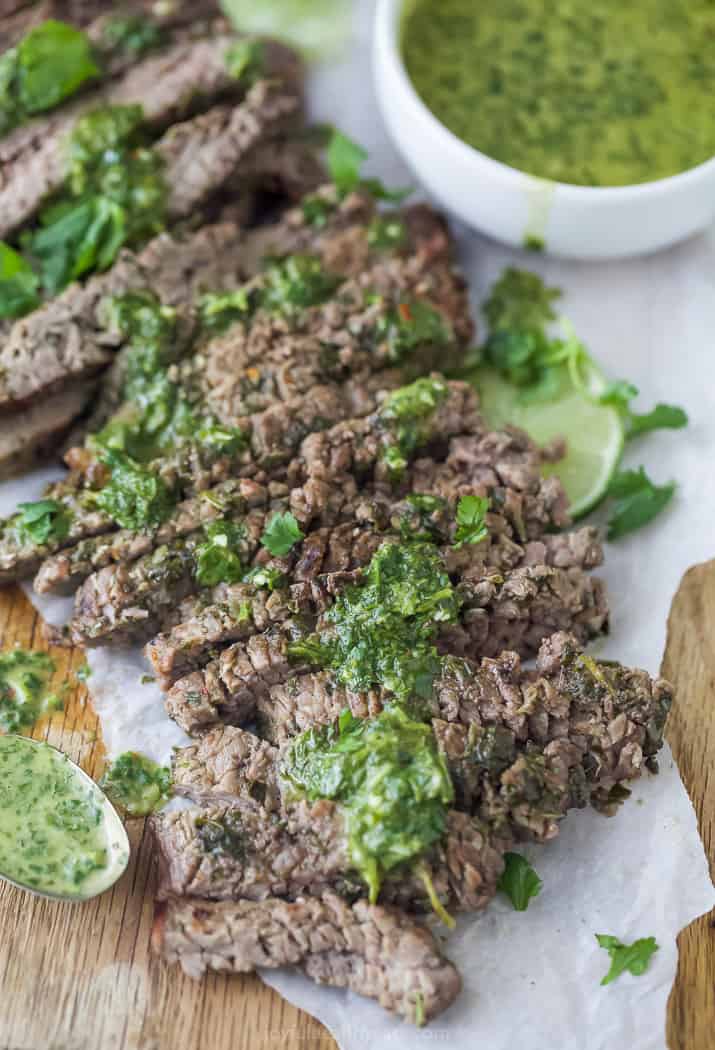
147,492,604,688
0,378,99,480
0,221,247,416
151,795,506,915
0,33,301,239
163,550,608,736
152,892,461,1024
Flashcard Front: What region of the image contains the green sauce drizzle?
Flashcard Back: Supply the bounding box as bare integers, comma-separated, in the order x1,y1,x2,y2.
290,541,460,702
0,735,124,898
402,0,715,186
0,650,57,734
100,751,171,816
378,375,449,477
95,449,175,532
281,706,454,902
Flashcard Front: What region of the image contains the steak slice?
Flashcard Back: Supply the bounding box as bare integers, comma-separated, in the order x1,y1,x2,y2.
172,631,670,831
0,33,300,238
0,379,98,480
150,796,506,915
0,222,247,413
152,893,461,1024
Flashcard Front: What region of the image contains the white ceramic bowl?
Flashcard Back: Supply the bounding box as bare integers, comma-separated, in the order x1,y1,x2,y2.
373,0,715,259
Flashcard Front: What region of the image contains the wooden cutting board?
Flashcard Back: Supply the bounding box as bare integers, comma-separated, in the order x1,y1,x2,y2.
0,566,713,1050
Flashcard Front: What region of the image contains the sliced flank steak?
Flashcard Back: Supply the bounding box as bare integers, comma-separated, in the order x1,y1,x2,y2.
152,893,462,1024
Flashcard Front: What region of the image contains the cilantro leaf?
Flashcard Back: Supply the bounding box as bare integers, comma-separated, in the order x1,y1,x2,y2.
16,499,71,546
453,495,490,549
599,381,688,438
326,130,411,202
607,467,675,541
26,196,126,294
16,20,100,116
225,38,265,82
596,933,659,985
244,565,286,591
0,242,40,319
195,520,245,587
497,851,543,911
626,403,689,438
260,511,304,557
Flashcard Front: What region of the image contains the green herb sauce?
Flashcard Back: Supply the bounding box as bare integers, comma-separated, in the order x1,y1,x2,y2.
100,751,171,816
0,735,126,898
281,706,454,901
379,375,449,477
402,0,715,186
0,649,57,734
289,541,460,702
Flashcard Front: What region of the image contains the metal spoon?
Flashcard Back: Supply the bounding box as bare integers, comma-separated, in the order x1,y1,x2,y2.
0,735,130,903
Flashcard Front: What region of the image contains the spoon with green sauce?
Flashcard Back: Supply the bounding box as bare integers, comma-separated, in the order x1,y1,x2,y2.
0,735,129,902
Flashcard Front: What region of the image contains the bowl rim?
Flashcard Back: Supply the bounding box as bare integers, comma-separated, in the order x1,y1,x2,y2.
376,0,715,200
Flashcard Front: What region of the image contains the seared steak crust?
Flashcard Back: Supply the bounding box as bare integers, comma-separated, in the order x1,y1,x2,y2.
152,892,462,1024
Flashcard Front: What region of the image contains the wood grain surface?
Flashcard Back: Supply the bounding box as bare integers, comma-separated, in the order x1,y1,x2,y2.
0,565,713,1050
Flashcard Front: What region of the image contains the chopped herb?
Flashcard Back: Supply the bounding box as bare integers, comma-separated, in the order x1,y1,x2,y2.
100,13,164,56
260,255,340,316
260,511,304,557
379,375,449,476
22,104,165,295
100,751,171,816
326,129,410,201
16,499,71,546
225,38,264,82
96,449,175,530
281,705,454,903
596,933,659,985
75,662,91,682
196,811,246,859
195,520,246,587
0,649,56,733
140,674,155,685
484,267,560,336
453,494,490,548
606,467,675,540
0,242,40,319
375,299,451,363
399,492,448,540
196,420,248,455
367,215,407,251
301,193,335,228
198,287,253,333
0,20,99,135
244,564,286,591
498,851,543,911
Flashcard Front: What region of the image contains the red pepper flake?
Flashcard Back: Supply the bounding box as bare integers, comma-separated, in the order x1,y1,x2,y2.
398,302,412,323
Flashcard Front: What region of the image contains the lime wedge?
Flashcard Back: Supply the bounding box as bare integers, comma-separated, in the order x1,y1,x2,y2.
468,363,625,519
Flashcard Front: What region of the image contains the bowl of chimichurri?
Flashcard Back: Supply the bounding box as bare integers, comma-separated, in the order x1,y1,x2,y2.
374,0,715,258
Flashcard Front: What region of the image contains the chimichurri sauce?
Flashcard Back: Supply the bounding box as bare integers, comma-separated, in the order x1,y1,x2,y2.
0,735,126,899
402,0,715,187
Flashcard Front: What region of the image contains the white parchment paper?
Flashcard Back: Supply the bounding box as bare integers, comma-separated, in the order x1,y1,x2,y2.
1,4,714,1046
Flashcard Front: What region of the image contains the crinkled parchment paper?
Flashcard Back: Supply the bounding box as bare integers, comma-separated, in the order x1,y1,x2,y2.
1,3,713,1046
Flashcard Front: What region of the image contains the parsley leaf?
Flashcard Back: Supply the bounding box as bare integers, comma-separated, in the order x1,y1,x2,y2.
326,130,410,202
16,499,71,546
0,242,40,319
260,511,304,557
26,196,126,294
607,467,675,541
497,851,543,911
453,495,490,549
596,934,659,985
195,520,245,587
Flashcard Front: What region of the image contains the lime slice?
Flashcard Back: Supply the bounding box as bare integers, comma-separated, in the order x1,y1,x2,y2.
468,363,625,519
